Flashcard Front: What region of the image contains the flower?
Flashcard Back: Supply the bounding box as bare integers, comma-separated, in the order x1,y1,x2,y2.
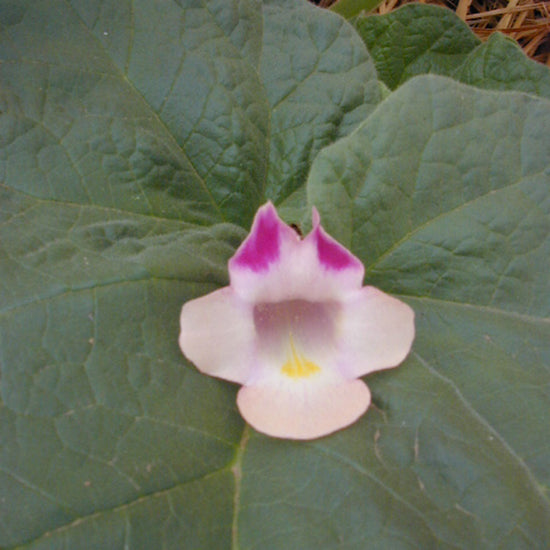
179,202,414,439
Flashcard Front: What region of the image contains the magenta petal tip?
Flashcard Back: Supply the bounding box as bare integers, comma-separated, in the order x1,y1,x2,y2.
231,202,282,272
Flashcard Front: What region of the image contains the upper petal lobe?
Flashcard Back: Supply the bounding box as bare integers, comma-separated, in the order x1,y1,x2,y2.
229,203,364,302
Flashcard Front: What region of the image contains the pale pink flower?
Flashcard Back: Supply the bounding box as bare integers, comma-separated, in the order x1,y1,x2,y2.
179,203,414,439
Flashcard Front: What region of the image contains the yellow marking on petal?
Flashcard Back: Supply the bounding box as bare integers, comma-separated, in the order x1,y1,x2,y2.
281,334,321,379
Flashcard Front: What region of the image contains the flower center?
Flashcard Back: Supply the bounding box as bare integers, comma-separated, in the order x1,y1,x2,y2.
253,299,339,380
281,333,321,379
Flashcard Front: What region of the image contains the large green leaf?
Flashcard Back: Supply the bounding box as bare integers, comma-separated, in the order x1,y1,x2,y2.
354,3,550,98
454,32,550,100
1,1,550,549
307,74,550,547
354,4,480,90
0,0,378,547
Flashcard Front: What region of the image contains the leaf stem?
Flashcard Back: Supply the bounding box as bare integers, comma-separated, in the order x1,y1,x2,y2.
231,424,251,550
